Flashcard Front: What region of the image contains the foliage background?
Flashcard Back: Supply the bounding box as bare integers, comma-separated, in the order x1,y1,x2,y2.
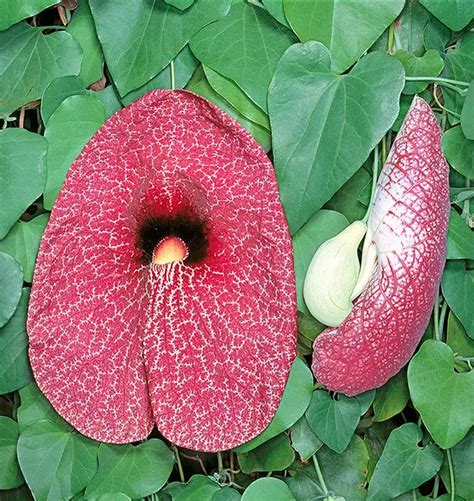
0,0,474,499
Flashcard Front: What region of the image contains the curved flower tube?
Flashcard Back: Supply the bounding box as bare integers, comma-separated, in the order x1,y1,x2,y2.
312,97,450,396
27,90,297,451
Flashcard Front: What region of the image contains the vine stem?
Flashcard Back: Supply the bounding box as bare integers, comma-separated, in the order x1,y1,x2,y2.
312,452,329,495
362,145,379,224
387,22,395,54
438,300,448,341
446,449,455,501
172,445,185,483
217,451,224,474
170,60,176,90
433,85,461,118
404,76,470,87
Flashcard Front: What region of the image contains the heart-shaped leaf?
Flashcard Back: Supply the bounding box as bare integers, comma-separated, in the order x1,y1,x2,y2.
393,49,444,94
0,129,47,239
0,417,23,490
17,383,65,430
0,214,49,282
373,370,410,423
235,358,313,453
408,340,474,448
0,252,23,328
447,312,474,357
0,23,81,116
85,440,174,498
305,390,362,453
269,42,404,233
394,0,431,56
190,2,296,112
17,419,99,500
367,423,443,500
442,261,474,339
0,289,33,394
283,0,404,72
90,0,230,97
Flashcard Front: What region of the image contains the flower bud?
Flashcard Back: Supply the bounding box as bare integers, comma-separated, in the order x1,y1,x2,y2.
303,221,367,327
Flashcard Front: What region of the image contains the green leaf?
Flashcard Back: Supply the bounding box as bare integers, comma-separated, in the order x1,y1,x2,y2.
367,423,443,500
0,252,23,328
190,2,296,112
461,81,474,140
44,94,106,209
234,357,313,453
241,478,295,501
17,419,99,500
292,209,348,313
423,16,452,53
373,370,410,422
238,433,295,473
283,0,404,73
0,214,49,282
0,23,81,116
305,390,362,453
67,0,103,86
17,383,65,430
0,417,23,490
296,311,325,356
447,312,474,357
204,66,270,130
90,0,230,97
0,129,47,239
290,416,322,461
408,340,474,448
121,46,198,106
442,260,474,339
165,0,195,10
212,487,241,501
440,429,474,500
166,475,221,501
443,32,474,124
269,42,404,232
0,0,60,31
442,126,474,179
262,0,289,27
285,436,369,501
394,50,444,94
418,0,474,30
0,289,33,394
96,86,123,119
186,66,271,151
393,0,431,56
41,76,87,126
85,440,174,499
324,166,372,223
447,209,474,260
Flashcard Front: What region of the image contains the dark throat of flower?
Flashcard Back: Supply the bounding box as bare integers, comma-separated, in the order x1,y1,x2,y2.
137,214,209,266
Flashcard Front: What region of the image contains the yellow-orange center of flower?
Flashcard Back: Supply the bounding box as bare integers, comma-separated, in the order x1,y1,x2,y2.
152,236,188,265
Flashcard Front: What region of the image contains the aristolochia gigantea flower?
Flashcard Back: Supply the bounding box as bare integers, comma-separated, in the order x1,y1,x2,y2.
27,90,297,451
311,97,450,396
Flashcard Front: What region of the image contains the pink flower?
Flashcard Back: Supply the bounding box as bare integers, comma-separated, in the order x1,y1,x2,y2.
28,90,297,451
312,97,450,395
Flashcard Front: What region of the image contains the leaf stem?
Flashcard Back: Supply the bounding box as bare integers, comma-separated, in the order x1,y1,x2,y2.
438,300,448,341
312,452,329,495
446,448,455,501
433,295,441,341
362,145,379,224
433,85,461,118
217,451,224,474
170,60,176,90
405,76,470,87
387,22,395,54
172,445,185,483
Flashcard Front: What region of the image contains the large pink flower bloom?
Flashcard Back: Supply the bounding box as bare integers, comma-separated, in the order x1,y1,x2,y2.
312,97,450,396
27,90,297,451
